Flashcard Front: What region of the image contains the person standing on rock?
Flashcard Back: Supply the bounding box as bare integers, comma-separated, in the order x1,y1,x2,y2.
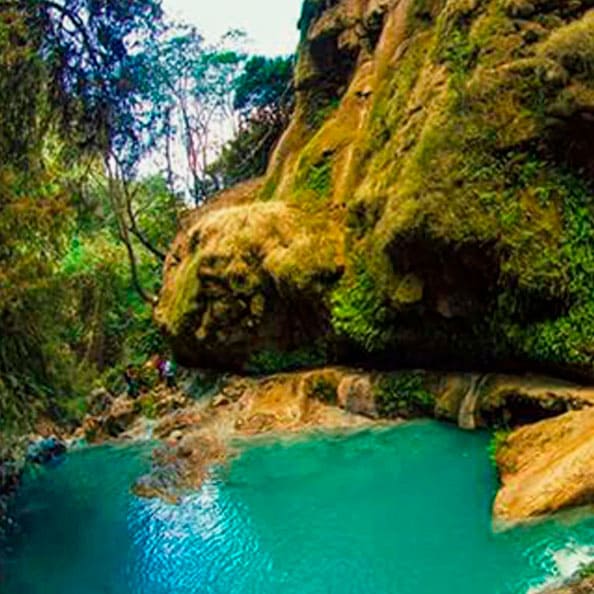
123,365,140,398
164,359,177,389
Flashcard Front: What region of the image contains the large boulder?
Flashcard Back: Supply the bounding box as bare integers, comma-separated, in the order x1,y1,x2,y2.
494,407,594,522
157,0,594,377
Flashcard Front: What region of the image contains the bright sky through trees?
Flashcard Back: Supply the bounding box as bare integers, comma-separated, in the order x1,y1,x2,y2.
163,0,303,56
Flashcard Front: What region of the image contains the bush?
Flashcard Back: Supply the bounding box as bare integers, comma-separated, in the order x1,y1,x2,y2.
309,376,337,404
488,429,511,468
331,264,390,352
579,562,594,579
245,343,327,375
375,372,435,418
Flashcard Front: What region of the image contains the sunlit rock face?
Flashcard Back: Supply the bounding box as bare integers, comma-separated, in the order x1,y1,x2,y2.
494,407,594,522
157,0,594,375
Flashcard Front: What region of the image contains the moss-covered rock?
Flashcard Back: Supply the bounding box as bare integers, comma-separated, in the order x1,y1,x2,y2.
159,0,594,375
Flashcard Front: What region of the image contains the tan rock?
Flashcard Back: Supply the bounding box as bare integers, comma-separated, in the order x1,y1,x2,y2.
101,396,137,438
153,408,203,439
494,408,594,522
337,374,377,417
543,575,594,594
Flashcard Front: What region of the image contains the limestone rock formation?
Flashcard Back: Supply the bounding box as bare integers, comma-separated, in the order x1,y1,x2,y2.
494,407,594,522
131,367,594,511
157,0,594,376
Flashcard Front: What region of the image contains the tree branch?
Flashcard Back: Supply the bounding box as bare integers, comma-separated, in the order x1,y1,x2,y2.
104,157,157,306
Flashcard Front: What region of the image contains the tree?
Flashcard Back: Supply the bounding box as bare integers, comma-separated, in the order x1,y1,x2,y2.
135,28,247,204
209,55,295,187
0,1,173,439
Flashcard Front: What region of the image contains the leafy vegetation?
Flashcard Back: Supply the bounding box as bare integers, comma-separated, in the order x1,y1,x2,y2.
374,372,436,418
246,344,327,375
331,262,390,352
0,2,296,453
488,429,511,468
208,55,295,187
309,377,338,404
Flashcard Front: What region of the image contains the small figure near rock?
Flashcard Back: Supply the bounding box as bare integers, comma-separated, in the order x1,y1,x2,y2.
163,359,177,389
123,364,140,398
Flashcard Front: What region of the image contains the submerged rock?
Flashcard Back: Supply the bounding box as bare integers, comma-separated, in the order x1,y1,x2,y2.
26,436,66,465
0,459,22,520
133,434,228,503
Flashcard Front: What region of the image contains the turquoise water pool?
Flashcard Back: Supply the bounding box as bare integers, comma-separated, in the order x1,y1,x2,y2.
2,421,593,594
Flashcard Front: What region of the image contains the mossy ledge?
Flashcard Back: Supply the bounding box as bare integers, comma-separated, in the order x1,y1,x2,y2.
157,0,594,378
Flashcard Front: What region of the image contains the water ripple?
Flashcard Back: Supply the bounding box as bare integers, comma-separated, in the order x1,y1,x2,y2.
2,423,594,594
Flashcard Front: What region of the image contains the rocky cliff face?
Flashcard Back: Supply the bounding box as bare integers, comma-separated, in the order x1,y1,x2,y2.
156,0,594,375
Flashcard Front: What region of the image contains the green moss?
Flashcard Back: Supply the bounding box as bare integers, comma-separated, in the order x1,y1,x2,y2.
293,151,334,208
304,156,332,195
246,342,327,375
491,167,594,368
540,12,594,81
487,429,511,468
305,95,340,130
374,372,436,418
579,562,594,579
260,170,280,201
331,260,391,352
435,24,477,77
161,252,202,336
361,34,429,177
309,376,337,404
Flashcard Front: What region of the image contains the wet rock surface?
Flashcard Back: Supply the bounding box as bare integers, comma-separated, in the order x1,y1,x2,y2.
119,367,594,521
73,385,191,443
544,575,594,594
26,436,66,465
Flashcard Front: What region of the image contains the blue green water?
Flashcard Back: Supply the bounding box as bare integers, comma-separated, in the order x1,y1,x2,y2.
2,421,594,594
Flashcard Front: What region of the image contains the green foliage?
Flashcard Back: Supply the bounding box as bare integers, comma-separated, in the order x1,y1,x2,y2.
306,96,340,130
246,344,327,375
331,263,390,352
304,156,333,197
488,429,511,468
310,377,337,404
375,372,436,418
233,55,294,114
209,58,294,189
298,0,326,39
437,27,476,76
492,165,594,368
136,27,248,202
579,562,594,579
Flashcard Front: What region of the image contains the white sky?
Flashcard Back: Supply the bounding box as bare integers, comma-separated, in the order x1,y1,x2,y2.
162,0,303,56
